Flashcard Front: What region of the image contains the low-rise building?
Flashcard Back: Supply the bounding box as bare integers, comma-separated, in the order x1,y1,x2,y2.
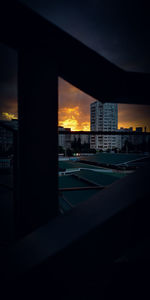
58,126,71,150
0,119,18,154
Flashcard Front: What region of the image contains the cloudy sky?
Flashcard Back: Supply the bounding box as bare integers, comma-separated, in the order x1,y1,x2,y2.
19,0,150,73
0,0,150,130
59,78,150,131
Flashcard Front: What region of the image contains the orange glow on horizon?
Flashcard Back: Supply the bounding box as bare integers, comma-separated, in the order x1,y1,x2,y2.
59,78,150,131
2,79,149,131
58,103,150,132
118,122,149,131
58,106,90,131
58,117,150,132
58,78,150,132
2,112,18,121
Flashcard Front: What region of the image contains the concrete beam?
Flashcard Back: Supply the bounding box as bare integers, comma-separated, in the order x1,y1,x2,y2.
0,1,150,103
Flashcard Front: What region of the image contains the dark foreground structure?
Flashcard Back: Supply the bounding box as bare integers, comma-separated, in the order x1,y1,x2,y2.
0,1,150,298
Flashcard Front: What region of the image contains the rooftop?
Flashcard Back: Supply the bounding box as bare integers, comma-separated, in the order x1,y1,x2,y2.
58,153,144,213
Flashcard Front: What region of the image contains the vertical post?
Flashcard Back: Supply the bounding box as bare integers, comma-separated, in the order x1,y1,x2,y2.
16,47,58,237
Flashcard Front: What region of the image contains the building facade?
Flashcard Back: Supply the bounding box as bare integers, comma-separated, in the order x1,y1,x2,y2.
70,134,90,145
118,127,149,151
58,126,71,150
90,101,119,151
0,120,18,154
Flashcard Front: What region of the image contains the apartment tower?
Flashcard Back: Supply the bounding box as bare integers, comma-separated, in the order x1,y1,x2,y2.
90,101,118,151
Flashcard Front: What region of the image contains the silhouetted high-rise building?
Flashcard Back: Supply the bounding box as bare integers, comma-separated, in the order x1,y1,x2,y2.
90,101,118,151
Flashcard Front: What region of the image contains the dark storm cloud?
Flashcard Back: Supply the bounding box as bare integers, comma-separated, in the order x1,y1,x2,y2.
19,0,150,72
0,0,150,125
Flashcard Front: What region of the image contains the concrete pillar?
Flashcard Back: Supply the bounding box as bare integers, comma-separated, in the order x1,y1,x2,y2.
16,47,58,237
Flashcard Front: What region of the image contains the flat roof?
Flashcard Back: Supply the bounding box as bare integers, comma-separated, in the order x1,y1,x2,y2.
82,153,148,165
59,167,126,212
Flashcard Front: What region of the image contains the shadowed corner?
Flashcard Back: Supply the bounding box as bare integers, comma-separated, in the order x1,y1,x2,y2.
0,0,150,298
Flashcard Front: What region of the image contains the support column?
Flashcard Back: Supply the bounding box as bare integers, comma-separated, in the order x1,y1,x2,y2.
16,47,58,237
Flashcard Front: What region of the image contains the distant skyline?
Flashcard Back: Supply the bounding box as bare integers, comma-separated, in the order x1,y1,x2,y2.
58,78,150,131
0,76,150,131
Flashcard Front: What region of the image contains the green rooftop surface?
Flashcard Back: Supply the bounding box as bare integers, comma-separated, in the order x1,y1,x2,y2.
59,160,103,171
75,169,125,186
59,174,90,189
59,153,145,213
59,168,126,212
59,160,77,170
82,153,147,165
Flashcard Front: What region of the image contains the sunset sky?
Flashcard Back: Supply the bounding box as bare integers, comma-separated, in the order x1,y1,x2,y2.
0,75,150,131
58,78,150,131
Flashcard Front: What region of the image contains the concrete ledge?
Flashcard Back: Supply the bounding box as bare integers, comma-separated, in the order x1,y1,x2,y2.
0,162,150,281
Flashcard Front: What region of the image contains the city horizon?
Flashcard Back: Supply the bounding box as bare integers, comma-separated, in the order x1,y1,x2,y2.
1,113,149,132
0,77,150,132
